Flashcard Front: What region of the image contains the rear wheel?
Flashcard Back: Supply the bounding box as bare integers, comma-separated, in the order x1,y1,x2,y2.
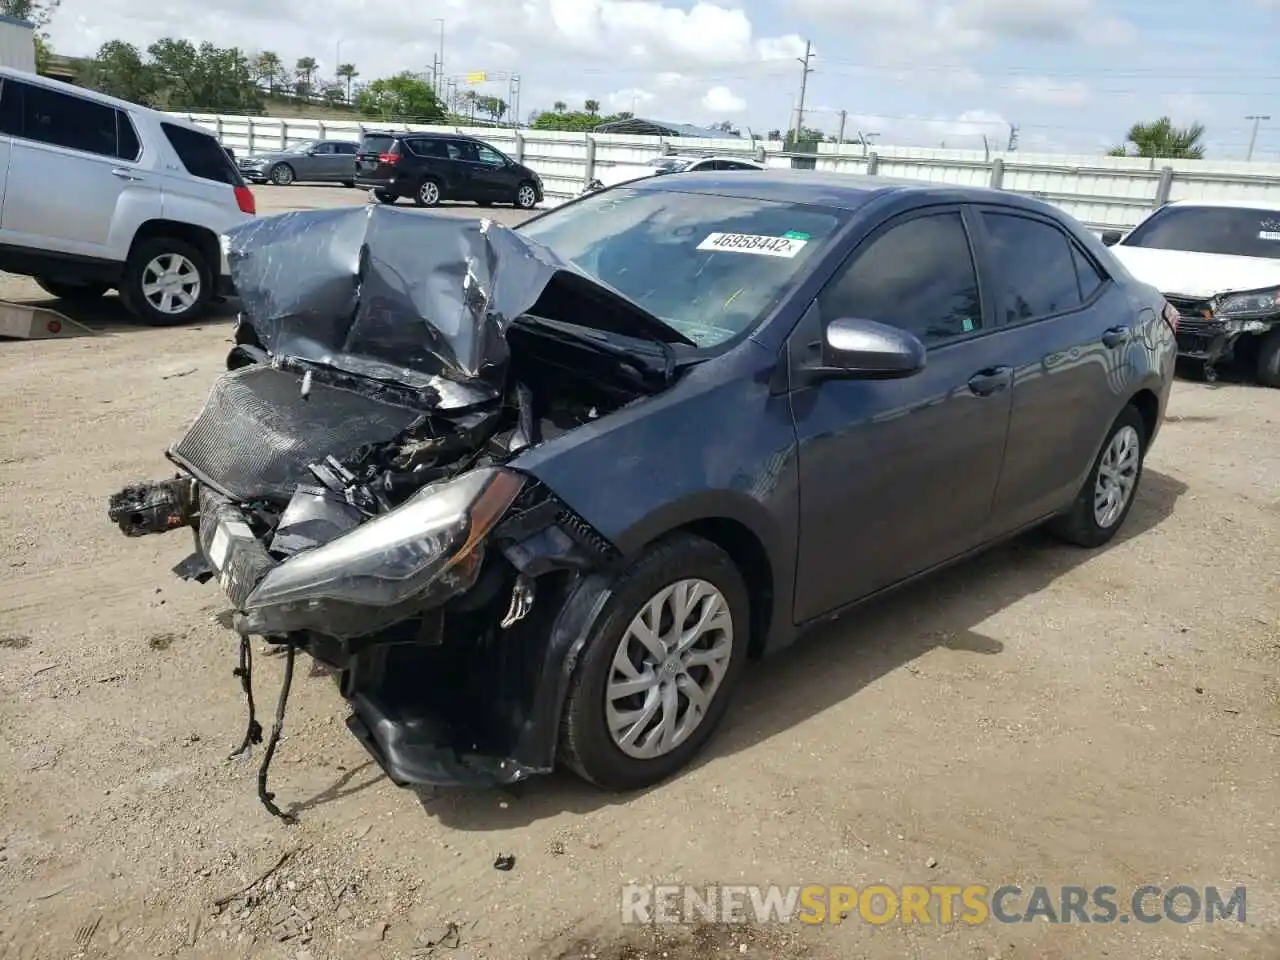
515,181,538,210
34,277,109,302
558,533,750,791
119,236,212,326
270,164,295,186
341,180,355,188
1255,328,1280,389
414,178,442,207
1049,404,1146,548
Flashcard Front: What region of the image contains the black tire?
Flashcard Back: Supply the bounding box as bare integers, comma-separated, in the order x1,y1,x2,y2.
558,533,750,791
34,277,109,302
1255,329,1280,389
413,177,442,207
373,189,397,205
341,180,355,188
270,163,295,186
118,236,213,326
514,180,539,210
1049,404,1147,548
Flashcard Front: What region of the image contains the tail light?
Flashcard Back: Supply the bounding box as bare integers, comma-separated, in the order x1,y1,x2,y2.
378,152,399,165
1161,300,1180,334
234,185,256,215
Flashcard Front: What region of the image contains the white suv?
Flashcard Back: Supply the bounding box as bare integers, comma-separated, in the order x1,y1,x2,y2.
0,67,256,324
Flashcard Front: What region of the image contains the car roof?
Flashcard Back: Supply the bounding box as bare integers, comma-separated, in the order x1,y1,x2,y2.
626,167,1051,213
1161,198,1280,213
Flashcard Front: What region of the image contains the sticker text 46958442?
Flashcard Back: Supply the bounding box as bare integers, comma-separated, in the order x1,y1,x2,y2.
697,232,809,258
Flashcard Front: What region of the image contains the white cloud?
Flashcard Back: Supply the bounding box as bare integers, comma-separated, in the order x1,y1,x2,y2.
605,87,658,112
1010,76,1091,107
839,108,1013,148
702,85,746,114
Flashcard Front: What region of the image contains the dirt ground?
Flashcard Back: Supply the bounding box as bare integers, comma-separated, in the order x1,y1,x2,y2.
0,185,1277,960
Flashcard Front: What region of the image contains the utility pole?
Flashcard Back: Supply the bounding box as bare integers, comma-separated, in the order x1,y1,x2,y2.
792,40,814,143
1006,123,1020,152
1246,115,1270,161
431,18,445,98
836,109,847,145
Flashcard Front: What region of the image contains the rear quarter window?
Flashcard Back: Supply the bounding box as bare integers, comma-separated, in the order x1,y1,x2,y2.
161,122,244,185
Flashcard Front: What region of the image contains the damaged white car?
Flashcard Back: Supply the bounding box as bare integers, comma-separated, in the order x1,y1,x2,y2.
1103,199,1280,386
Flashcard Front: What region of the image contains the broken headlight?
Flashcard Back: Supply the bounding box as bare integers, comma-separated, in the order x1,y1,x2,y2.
239,467,525,637
1216,286,1280,319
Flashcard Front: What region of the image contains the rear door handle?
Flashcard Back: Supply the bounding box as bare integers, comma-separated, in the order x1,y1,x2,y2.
1101,326,1130,348
967,366,1013,397
111,168,143,181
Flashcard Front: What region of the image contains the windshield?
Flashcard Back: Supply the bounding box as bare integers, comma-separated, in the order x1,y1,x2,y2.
1123,206,1280,260
650,157,693,173
517,186,844,347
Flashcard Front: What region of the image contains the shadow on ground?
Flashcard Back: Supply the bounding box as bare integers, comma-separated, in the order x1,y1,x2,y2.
349,467,1188,830
538,920,822,959
2,291,239,337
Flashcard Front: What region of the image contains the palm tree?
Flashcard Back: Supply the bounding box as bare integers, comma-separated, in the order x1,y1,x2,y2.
584,99,600,115
1108,117,1206,159
294,56,317,98
553,100,567,113
336,62,358,103
252,51,282,94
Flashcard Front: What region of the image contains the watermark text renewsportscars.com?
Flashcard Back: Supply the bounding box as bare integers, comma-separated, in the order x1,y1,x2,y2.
621,884,1248,926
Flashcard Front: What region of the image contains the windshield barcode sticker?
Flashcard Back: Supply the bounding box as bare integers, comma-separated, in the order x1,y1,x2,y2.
697,232,808,258
1258,231,1280,241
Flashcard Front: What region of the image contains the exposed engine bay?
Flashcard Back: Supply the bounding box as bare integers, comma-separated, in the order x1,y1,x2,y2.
107,205,695,820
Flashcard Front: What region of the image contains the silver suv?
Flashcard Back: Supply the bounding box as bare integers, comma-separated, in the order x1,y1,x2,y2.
0,68,256,325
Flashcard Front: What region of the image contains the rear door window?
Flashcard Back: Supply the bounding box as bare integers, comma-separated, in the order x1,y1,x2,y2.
448,140,479,162
5,80,118,158
161,122,245,185
334,142,357,155
981,212,1084,322
115,110,141,161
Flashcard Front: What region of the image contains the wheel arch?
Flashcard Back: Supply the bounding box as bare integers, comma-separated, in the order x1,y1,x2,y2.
127,220,219,277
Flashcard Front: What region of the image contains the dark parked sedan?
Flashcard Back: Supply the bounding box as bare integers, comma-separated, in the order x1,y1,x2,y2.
109,171,1177,818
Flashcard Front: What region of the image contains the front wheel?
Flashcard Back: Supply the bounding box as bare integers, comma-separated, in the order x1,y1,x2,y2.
515,181,538,210
558,533,750,791
34,277,109,302
1255,328,1280,388
1049,404,1147,548
119,236,212,326
270,164,295,186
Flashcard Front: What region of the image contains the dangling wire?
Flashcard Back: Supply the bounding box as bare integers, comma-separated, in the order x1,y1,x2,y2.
257,643,298,824
229,634,263,758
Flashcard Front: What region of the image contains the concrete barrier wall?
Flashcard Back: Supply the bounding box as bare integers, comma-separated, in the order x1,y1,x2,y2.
173,112,1280,231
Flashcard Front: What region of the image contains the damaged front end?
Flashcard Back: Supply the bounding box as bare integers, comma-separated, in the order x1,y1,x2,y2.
108,205,690,819
1165,288,1280,381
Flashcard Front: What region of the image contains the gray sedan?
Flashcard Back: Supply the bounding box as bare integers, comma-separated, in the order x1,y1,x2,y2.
236,140,360,186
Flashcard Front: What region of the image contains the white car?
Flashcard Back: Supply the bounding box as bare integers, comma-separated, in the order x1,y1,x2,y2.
0,67,256,325
1103,199,1280,386
582,153,765,194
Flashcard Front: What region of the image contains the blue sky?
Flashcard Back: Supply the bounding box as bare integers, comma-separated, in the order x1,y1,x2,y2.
50,0,1280,159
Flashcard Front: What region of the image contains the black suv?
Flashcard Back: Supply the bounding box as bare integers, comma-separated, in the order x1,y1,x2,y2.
355,132,544,209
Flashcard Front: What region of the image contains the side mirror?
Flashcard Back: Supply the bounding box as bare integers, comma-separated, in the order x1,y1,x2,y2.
803,317,926,382
1101,230,1122,246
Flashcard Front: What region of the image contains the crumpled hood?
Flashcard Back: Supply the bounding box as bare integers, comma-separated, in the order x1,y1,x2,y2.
1110,245,1280,299
222,205,691,404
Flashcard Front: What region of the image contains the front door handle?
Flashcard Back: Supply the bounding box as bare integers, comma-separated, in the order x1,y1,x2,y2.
967,366,1013,397
111,168,143,181
1101,326,1130,348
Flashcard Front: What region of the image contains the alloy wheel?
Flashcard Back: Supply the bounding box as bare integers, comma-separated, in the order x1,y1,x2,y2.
140,253,201,316
271,165,294,185
419,181,440,205
517,184,537,208
605,578,734,760
1093,424,1140,528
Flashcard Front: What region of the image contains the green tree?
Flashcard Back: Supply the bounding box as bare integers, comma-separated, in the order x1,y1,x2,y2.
1108,117,1206,159
294,56,317,98
355,72,445,121
79,40,157,105
475,95,507,122
250,51,284,95
532,108,627,132
321,82,345,106
336,62,358,102
147,39,261,112
552,100,567,113
584,98,600,114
